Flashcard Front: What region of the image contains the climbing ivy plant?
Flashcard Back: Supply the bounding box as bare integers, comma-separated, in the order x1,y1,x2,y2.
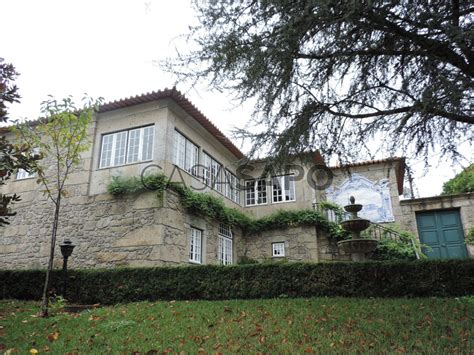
107,173,346,238
107,173,421,260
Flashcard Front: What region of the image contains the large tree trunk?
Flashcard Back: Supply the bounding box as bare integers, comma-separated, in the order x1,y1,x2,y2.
40,195,61,317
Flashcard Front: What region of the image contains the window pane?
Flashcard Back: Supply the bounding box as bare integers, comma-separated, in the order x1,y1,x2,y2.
246,181,255,205
16,169,34,180
285,175,295,201
185,140,199,175
272,242,285,257
218,224,233,266
100,134,114,168
211,159,223,192
202,153,211,185
142,126,154,161
257,179,267,204
190,228,202,263
224,171,232,199
127,129,141,163
113,131,128,166
272,176,283,202
174,131,186,168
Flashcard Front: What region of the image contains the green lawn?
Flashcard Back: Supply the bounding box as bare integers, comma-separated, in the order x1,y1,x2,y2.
1,297,473,354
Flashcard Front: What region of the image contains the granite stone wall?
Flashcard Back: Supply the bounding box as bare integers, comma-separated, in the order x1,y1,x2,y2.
0,188,237,269
239,225,349,263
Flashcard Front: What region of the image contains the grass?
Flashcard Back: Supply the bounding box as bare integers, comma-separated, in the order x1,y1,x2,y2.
1,297,473,354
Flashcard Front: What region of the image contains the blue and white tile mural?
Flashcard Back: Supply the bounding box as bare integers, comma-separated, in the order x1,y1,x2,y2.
326,173,394,223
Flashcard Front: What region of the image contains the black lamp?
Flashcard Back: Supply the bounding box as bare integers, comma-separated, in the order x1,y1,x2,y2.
59,239,75,297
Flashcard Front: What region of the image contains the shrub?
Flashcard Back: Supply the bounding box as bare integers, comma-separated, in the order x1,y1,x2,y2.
2,260,473,304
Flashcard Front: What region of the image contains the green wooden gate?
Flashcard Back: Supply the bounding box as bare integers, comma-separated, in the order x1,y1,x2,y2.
416,209,468,259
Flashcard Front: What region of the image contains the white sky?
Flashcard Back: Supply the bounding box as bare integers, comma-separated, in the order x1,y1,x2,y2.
2,0,471,198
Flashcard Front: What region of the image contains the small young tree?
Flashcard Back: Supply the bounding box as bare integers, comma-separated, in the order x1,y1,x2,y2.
15,96,101,316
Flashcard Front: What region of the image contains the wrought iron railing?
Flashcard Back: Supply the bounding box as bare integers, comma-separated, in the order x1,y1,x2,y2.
315,203,420,259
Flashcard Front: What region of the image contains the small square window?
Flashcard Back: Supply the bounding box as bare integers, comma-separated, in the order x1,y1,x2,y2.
272,242,285,257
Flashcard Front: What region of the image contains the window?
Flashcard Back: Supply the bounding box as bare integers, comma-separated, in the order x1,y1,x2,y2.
202,152,229,194
224,170,240,204
99,125,154,168
16,147,39,180
272,242,285,257
16,169,35,180
189,227,202,264
174,130,199,176
218,223,233,265
272,175,296,203
245,178,267,206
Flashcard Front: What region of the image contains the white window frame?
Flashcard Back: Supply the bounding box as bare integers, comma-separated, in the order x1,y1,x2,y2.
272,242,285,257
218,224,233,265
224,170,240,204
99,125,154,169
189,227,202,264
16,169,35,180
272,174,296,203
173,130,199,177
245,178,268,206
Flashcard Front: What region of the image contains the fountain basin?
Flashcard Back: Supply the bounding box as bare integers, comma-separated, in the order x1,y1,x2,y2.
343,203,363,214
341,218,370,232
337,239,378,261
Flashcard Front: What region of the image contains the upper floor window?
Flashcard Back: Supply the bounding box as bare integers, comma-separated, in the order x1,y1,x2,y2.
202,152,224,192
174,130,199,176
225,170,240,204
272,175,296,203
99,125,154,168
245,178,267,206
16,169,35,180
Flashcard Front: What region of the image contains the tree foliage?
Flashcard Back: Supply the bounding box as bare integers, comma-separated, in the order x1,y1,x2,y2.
0,58,37,225
164,0,473,164
441,163,474,195
15,96,101,316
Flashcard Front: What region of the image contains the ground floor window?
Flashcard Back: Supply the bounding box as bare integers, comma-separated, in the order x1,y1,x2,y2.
272,242,285,257
218,224,233,265
189,227,202,263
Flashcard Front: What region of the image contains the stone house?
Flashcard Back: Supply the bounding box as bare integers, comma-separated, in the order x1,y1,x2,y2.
0,88,472,269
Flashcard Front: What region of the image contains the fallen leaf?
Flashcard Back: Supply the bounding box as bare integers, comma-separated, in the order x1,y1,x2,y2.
30,349,38,354
47,331,60,342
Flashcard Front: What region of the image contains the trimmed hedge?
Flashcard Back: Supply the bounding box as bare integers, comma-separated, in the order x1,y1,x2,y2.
2,260,473,304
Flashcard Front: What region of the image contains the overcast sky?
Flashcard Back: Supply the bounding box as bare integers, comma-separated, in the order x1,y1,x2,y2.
2,0,471,197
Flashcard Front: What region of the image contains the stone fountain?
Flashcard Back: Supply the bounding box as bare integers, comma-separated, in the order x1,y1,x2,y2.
337,196,378,261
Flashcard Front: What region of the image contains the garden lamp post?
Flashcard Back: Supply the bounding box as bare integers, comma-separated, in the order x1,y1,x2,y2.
59,239,75,297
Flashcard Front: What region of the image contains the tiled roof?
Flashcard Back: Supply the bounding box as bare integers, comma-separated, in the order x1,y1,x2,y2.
99,88,245,160
330,157,406,195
